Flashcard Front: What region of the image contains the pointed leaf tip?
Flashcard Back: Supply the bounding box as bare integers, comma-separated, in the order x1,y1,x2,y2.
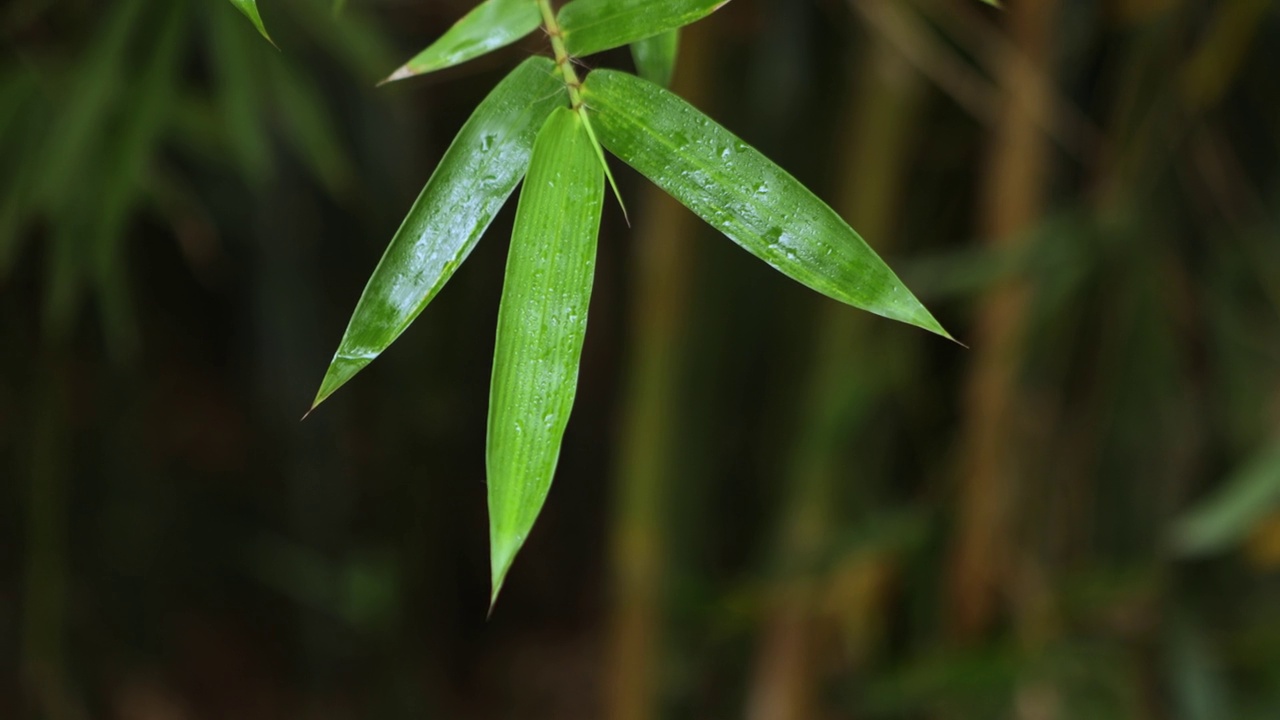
381,0,542,83
228,0,276,46
486,108,603,604
313,57,566,408
581,70,949,339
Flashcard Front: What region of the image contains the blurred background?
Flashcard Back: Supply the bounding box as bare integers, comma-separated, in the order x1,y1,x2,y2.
3,0,1280,717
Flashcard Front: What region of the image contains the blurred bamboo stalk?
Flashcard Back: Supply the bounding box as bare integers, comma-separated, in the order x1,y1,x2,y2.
604,24,713,720
947,0,1055,643
22,356,77,720
746,11,925,718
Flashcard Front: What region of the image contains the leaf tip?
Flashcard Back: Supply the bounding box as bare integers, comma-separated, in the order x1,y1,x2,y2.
308,352,374,415
378,65,415,87
488,543,518,616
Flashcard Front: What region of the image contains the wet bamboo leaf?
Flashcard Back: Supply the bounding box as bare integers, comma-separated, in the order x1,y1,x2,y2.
382,0,541,84
630,30,679,88
487,107,603,606
313,57,566,409
228,0,275,45
581,70,949,337
559,0,730,58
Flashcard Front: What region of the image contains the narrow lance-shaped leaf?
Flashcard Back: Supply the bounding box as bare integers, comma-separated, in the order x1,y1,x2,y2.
487,107,604,606
1171,439,1280,556
228,0,275,46
559,0,731,58
631,30,679,88
582,70,950,337
312,57,566,409
382,0,542,84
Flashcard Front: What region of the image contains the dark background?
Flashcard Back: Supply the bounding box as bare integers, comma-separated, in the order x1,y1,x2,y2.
3,0,1280,717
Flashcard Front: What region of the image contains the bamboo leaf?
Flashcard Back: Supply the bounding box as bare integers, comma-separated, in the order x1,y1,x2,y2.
581,70,949,337
312,57,566,409
630,30,679,88
1172,439,1280,556
228,0,276,46
559,0,731,58
211,1,273,184
382,0,542,84
487,107,603,606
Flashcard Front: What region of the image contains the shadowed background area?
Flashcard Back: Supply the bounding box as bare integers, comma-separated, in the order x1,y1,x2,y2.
3,0,1280,717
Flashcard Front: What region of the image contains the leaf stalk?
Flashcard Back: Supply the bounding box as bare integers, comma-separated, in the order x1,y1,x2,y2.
537,0,584,110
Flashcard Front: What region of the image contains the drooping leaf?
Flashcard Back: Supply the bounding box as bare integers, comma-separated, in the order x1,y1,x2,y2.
487,107,604,606
312,57,566,409
381,0,542,84
91,1,188,361
228,0,275,46
581,70,950,337
35,0,143,209
630,30,679,88
559,0,730,58
211,1,273,184
34,0,145,339
1172,439,1280,556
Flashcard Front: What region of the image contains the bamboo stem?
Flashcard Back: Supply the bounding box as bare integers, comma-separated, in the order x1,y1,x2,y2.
947,0,1056,643
604,24,713,720
747,9,925,717
536,0,584,110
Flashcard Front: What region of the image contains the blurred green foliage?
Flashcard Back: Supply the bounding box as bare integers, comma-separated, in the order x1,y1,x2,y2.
2,0,1280,718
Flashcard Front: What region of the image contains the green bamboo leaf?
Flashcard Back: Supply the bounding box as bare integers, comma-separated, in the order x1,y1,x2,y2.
211,1,273,184
228,0,276,46
630,30,679,88
312,57,566,409
487,107,603,606
381,0,542,84
1172,439,1280,556
581,70,949,337
559,0,730,58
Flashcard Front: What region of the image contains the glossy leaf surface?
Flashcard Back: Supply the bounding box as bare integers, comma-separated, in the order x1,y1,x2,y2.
383,0,541,84
630,30,679,88
228,0,274,45
582,70,949,337
487,107,603,605
313,57,565,409
559,0,730,58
